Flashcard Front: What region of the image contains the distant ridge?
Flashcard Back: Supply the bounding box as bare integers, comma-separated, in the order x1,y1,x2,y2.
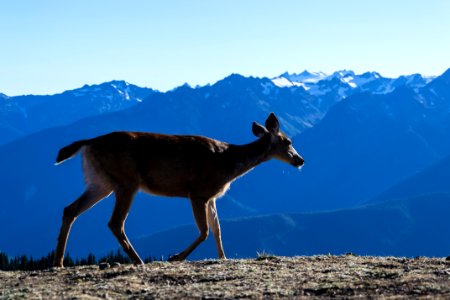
134,193,450,259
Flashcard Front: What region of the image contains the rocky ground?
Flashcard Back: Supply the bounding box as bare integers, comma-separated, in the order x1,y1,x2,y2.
1,255,450,299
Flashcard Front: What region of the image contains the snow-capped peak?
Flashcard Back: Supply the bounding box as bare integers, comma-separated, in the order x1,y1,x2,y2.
68,81,134,98
329,70,355,80
423,76,436,84
360,71,382,79
108,80,131,90
272,70,328,89
279,71,328,84
271,69,433,98
271,76,295,88
62,80,154,105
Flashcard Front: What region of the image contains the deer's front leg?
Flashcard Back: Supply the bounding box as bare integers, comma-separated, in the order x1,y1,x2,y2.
207,199,226,259
169,198,209,262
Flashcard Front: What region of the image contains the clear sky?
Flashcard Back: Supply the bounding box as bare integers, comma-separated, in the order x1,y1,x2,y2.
1,0,449,95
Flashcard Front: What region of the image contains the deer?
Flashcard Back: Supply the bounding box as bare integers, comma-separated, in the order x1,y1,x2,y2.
53,113,304,267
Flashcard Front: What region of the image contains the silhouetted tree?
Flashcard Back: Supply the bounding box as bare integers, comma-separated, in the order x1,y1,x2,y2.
0,250,159,271
0,252,8,270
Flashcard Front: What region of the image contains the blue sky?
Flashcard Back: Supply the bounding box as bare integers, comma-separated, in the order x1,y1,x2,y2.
1,0,449,95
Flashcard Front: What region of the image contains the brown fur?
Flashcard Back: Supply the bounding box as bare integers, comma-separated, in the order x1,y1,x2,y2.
53,113,304,267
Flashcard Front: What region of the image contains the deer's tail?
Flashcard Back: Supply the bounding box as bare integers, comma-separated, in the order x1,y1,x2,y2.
55,139,91,165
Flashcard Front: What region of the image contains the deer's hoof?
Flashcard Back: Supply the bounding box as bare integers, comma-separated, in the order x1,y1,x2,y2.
168,253,185,262
53,262,64,268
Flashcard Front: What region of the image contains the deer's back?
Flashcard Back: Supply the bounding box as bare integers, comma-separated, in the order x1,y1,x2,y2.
84,131,230,198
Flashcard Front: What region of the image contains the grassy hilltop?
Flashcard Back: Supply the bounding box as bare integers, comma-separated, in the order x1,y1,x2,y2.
2,255,450,299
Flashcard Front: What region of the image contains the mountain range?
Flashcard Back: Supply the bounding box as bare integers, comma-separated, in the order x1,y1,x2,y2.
0,81,155,145
0,69,449,258
0,70,434,146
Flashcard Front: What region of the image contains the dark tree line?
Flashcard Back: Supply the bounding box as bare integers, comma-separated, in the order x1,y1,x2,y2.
0,250,159,271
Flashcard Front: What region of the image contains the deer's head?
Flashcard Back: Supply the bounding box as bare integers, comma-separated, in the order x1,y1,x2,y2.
252,113,304,168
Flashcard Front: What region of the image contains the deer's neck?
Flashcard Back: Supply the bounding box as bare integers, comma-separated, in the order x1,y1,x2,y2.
226,135,272,180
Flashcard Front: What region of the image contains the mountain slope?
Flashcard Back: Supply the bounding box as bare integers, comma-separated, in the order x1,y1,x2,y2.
368,154,450,204
295,87,450,206
0,93,24,144
134,193,450,259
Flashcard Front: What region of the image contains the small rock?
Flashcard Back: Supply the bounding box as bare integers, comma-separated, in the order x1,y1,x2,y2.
445,256,450,261
111,262,121,268
99,262,110,270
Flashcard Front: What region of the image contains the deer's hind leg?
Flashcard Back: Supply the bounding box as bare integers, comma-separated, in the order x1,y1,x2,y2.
54,184,112,267
54,150,112,267
108,187,143,265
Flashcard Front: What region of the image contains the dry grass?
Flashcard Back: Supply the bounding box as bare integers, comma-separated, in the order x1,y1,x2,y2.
2,255,450,299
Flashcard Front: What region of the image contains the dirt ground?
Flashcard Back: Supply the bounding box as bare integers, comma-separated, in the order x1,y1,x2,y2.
2,255,450,299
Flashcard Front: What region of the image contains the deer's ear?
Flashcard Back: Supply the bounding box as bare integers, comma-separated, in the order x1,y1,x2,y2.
265,113,280,134
252,122,268,138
